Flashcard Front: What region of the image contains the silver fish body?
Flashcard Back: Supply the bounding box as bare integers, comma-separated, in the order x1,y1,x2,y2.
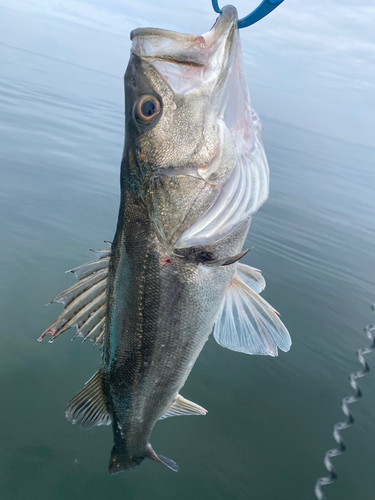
104,205,247,472
40,5,291,474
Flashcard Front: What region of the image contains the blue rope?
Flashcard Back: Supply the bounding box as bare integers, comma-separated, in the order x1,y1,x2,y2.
211,0,284,29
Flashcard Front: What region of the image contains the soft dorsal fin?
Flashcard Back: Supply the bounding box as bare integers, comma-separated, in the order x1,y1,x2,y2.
213,264,291,357
65,369,112,429
159,394,207,420
39,244,111,345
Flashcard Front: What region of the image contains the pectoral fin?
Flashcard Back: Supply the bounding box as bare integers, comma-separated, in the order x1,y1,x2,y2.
213,264,291,356
65,369,111,429
160,394,207,420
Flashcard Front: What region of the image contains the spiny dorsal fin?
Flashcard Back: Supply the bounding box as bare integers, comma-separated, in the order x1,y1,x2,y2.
39,244,111,345
65,369,111,429
88,248,111,260
159,394,207,420
213,264,291,357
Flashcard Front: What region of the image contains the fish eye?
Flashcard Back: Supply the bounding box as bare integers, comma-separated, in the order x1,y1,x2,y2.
134,95,161,125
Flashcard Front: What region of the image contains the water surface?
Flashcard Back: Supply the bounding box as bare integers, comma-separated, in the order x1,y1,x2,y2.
1,17,374,500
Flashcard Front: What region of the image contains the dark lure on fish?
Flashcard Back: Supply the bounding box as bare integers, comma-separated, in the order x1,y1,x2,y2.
40,5,291,474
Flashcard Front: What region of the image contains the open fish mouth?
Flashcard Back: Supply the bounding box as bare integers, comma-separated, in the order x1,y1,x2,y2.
131,6,238,105
130,5,269,248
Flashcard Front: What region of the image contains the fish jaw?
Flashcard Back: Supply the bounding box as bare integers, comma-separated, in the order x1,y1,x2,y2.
122,6,241,247
128,5,239,181
123,5,268,249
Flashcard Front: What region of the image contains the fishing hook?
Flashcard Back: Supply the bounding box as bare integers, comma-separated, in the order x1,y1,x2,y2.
211,0,284,28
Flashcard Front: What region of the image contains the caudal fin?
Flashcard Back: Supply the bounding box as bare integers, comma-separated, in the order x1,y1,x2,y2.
108,444,179,475
108,447,145,475
146,443,179,472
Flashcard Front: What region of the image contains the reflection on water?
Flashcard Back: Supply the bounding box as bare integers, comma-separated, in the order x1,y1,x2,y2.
1,35,375,500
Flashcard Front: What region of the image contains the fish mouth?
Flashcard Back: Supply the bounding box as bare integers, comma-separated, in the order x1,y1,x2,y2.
130,5,238,97
130,7,269,248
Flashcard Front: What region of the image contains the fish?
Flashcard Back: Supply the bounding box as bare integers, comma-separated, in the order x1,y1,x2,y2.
39,5,291,474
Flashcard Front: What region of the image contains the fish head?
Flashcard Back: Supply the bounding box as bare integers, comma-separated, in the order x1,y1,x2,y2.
124,5,268,248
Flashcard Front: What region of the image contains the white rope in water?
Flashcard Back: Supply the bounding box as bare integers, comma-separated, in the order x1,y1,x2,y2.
314,305,375,500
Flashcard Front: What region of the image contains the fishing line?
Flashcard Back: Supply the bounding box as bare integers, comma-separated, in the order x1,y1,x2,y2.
314,305,375,499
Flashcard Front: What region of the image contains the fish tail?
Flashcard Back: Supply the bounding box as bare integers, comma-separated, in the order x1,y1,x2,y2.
108,444,179,474
108,447,145,475
146,443,179,472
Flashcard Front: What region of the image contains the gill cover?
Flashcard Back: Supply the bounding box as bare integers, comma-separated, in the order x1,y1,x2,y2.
130,6,269,248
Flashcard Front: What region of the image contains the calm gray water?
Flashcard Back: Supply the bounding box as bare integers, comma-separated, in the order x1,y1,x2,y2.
1,18,375,500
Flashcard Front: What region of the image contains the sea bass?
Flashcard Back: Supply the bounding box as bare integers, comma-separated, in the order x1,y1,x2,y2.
40,5,291,474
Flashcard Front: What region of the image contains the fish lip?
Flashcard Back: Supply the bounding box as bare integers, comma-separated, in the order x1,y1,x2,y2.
130,6,238,67
130,5,238,42
205,4,238,45
130,27,204,44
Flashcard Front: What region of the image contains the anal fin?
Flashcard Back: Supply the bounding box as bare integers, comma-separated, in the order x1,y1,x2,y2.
65,369,111,429
159,394,207,420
